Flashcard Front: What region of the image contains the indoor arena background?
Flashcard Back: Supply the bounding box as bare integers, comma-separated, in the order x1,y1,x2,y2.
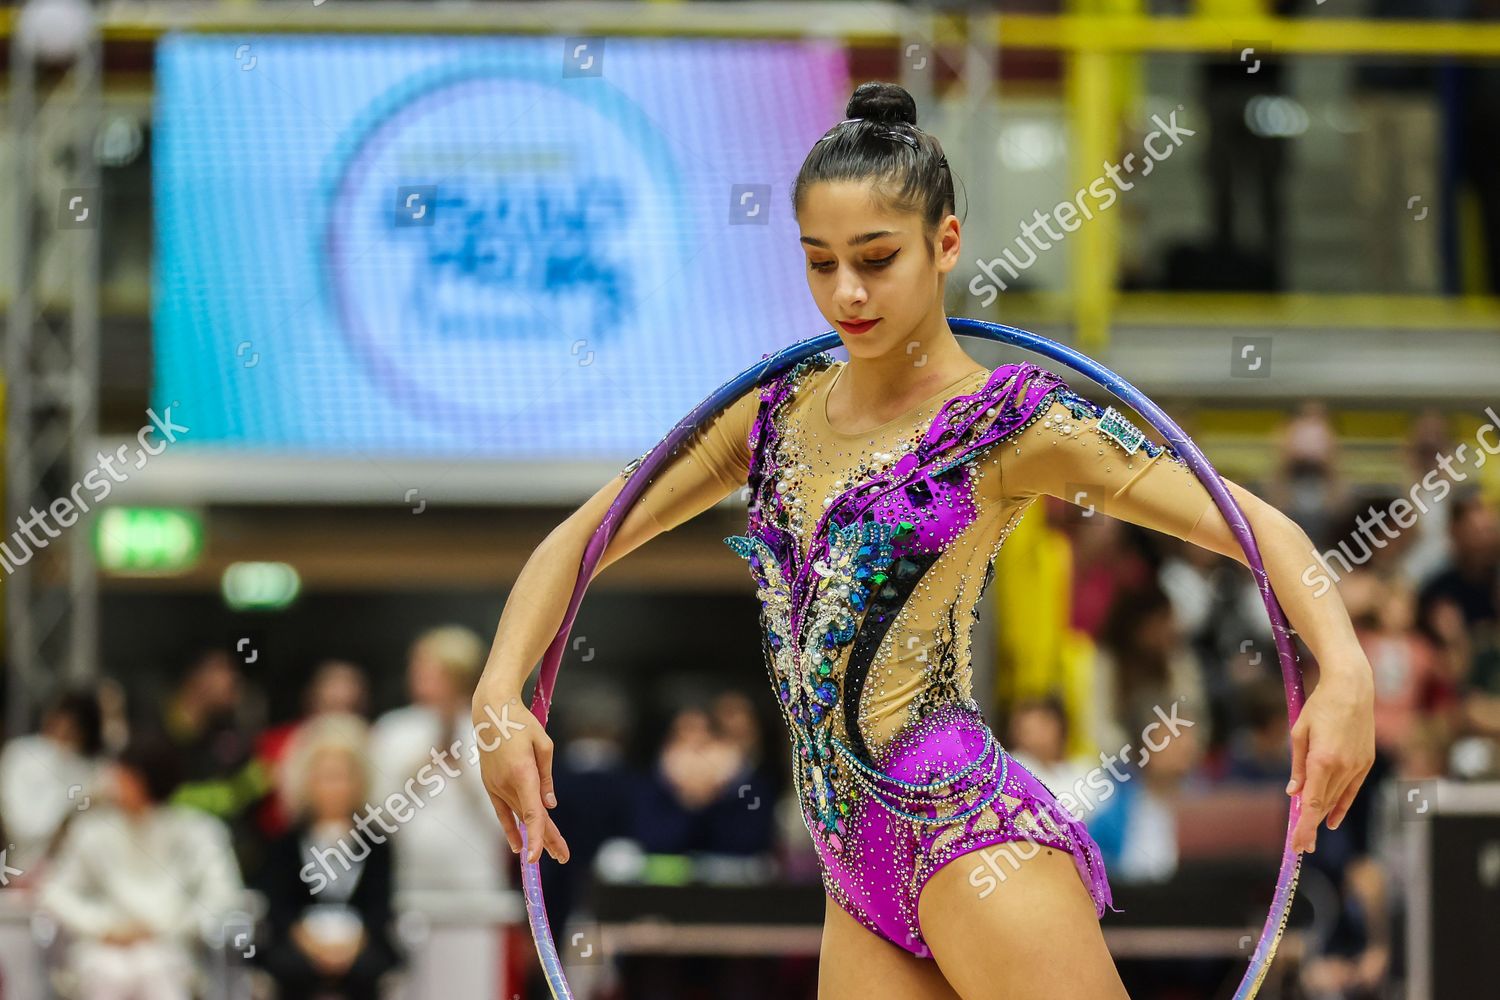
2,1,1498,998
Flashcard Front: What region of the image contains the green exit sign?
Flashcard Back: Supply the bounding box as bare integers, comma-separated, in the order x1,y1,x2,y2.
93,507,203,573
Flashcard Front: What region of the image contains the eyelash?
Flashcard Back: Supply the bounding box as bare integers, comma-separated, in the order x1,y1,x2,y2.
809,250,899,273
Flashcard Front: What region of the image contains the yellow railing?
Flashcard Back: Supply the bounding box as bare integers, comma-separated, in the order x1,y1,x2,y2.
3,7,1497,346
981,16,1500,347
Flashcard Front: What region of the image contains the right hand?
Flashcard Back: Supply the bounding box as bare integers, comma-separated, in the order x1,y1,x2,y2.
472,689,571,865
101,923,152,947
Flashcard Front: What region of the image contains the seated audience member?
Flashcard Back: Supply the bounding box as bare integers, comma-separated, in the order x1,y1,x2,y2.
254,713,400,1000
38,737,245,1000
255,659,372,840
0,688,105,878
1006,693,1097,806
634,703,773,856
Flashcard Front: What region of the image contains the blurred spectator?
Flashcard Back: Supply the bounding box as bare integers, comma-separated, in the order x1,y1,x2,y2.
538,685,638,940
633,703,773,856
1089,583,1211,755
1158,537,1271,748
1088,719,1204,883
1266,401,1349,550
1057,504,1152,639
1329,494,1423,586
710,689,783,817
255,659,371,840
254,713,399,1000
1456,569,1500,746
142,649,270,868
0,688,104,877
1416,491,1500,636
1221,674,1291,784
1006,693,1098,801
1397,409,1457,588
38,737,244,1000
1342,571,1457,760
367,624,503,893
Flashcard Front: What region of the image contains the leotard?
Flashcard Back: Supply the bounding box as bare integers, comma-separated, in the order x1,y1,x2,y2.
620,352,1216,956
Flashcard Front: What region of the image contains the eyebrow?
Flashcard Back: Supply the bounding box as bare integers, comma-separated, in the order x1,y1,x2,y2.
799,231,899,249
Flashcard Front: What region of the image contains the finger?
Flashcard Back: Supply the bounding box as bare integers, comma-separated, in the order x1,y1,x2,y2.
1287,719,1310,796
1328,761,1371,831
481,780,521,854
534,733,558,809
493,799,522,854
1316,771,1354,839
1294,756,1335,853
511,761,547,864
543,814,570,863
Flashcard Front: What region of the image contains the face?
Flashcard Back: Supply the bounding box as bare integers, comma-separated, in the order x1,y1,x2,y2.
305,747,363,821
1455,504,1500,561
309,664,367,716
43,711,81,750
190,653,240,710
408,653,456,708
667,708,713,747
712,694,757,748
797,179,959,359
1010,707,1064,761
107,763,151,812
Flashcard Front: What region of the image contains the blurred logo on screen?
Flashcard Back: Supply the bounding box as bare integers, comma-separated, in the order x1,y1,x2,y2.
324,63,685,424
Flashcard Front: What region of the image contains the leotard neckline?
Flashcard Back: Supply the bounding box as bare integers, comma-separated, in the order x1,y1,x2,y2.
817,360,990,440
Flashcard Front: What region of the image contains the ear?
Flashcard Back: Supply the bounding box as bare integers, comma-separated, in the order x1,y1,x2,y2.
936,214,961,273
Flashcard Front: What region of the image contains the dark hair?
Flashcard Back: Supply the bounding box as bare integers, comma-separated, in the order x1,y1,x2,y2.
115,736,185,804
791,81,962,253
1099,583,1175,708
1450,488,1493,536
45,689,105,758
1008,692,1070,745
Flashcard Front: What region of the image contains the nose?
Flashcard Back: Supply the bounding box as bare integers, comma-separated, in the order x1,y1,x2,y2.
835,272,867,311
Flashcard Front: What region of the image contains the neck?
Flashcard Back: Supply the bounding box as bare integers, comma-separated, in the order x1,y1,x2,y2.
841,309,976,400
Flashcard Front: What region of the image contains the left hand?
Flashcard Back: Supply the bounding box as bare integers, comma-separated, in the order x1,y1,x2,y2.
1286,656,1376,853
292,922,364,976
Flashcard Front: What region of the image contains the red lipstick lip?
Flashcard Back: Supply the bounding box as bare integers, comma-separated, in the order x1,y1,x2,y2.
839,317,881,334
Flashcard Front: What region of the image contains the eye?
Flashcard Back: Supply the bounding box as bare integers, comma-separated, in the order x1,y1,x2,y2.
808,259,836,273
866,249,899,268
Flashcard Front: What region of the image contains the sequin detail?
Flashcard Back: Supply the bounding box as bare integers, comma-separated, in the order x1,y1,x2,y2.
718,356,1121,956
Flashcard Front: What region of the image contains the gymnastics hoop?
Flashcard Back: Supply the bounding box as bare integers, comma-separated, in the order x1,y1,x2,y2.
514,318,1306,1000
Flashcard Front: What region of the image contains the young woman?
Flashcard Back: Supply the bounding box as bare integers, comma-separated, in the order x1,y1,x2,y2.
471,81,1376,999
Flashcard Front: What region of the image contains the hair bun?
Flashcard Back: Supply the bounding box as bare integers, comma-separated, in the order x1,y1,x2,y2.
845,81,917,127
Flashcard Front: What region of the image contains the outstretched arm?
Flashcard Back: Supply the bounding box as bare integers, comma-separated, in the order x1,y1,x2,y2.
470,385,759,862
999,395,1376,854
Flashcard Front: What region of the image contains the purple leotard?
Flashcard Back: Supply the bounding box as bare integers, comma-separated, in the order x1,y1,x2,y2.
628,350,1215,955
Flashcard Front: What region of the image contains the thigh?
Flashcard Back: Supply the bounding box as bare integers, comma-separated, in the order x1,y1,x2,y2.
71,942,136,1000
818,894,959,1000
132,941,194,1000
917,842,1129,1000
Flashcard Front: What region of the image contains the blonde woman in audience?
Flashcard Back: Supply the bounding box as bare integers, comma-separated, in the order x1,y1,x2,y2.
254,713,399,1000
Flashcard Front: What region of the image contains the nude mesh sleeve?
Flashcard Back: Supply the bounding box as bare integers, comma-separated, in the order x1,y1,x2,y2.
620,385,760,533
995,395,1217,542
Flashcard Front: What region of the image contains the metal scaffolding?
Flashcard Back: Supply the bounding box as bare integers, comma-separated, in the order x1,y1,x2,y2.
4,5,104,737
